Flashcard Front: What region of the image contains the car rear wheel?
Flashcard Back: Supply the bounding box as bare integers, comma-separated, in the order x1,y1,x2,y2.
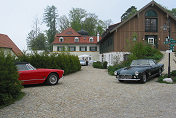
46,73,59,85
140,73,147,84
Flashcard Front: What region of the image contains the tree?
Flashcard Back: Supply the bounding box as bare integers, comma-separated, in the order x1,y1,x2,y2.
69,8,87,31
58,15,70,32
26,17,47,50
83,13,98,36
121,6,137,21
30,33,47,50
168,8,176,18
43,5,58,50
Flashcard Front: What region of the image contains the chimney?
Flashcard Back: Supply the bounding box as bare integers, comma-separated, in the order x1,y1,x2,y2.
97,33,99,42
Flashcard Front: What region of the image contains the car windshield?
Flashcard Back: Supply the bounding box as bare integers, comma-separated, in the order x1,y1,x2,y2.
130,60,150,66
16,63,36,71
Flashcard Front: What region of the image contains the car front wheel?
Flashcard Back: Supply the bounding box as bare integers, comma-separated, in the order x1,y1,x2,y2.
157,69,162,77
140,73,147,84
46,73,59,85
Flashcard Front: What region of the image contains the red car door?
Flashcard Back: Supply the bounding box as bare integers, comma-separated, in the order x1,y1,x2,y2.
18,68,46,85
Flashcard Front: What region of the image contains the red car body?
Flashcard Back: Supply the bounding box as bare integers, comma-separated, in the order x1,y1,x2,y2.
16,62,64,85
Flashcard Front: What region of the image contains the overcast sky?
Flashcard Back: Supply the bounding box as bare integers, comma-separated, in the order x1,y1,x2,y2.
0,0,175,51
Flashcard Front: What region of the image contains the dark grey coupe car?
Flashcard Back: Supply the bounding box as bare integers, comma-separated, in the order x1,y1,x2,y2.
114,59,164,83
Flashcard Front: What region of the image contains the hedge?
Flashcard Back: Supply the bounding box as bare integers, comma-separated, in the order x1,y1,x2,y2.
17,52,81,75
93,61,108,69
0,51,23,107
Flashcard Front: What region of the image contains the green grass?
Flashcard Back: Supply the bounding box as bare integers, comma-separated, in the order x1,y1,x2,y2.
0,92,26,109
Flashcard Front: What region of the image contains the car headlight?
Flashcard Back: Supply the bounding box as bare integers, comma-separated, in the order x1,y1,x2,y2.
114,71,117,76
135,71,139,76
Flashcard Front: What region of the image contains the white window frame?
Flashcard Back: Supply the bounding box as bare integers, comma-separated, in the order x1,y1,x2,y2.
74,37,79,42
89,37,94,42
148,37,154,45
59,37,64,42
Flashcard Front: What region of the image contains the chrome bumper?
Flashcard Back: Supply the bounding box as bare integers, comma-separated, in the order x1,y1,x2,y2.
118,78,140,81
60,76,64,80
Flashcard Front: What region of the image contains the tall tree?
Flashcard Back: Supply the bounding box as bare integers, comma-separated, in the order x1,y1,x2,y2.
83,13,98,36
43,5,58,50
26,18,43,50
121,6,137,21
69,8,87,31
58,15,70,32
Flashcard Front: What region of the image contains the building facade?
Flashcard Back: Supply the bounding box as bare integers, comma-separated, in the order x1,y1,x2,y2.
52,27,101,61
99,1,176,66
0,34,22,56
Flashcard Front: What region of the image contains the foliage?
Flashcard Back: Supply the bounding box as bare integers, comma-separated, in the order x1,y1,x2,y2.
43,5,58,50
58,15,70,32
0,51,23,107
102,61,108,69
29,33,47,50
157,73,176,84
108,42,163,75
26,18,47,50
83,13,98,36
171,70,176,76
167,8,176,18
121,6,137,21
58,8,112,36
17,52,81,75
69,8,87,32
93,61,107,69
130,42,163,61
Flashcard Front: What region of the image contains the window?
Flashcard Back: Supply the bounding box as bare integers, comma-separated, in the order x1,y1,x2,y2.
89,37,94,42
80,46,87,51
148,38,154,45
69,46,76,51
145,18,157,32
74,37,79,42
89,46,97,51
145,9,158,32
59,37,64,42
57,46,64,51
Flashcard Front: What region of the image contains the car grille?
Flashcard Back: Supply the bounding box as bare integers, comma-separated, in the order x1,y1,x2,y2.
119,75,132,79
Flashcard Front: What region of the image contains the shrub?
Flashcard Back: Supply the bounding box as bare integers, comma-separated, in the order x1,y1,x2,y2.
17,52,81,75
0,51,23,106
102,61,108,69
171,70,176,76
93,61,103,69
93,61,108,69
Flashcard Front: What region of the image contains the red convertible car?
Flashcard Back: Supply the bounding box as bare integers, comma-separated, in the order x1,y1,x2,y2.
16,62,64,85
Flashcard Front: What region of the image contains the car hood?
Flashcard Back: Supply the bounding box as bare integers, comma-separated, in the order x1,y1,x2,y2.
119,66,150,75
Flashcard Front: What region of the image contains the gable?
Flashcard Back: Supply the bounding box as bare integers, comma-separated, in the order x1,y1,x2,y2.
0,34,23,56
56,27,81,37
110,1,176,33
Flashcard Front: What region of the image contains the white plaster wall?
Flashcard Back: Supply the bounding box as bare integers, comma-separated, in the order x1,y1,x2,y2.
99,52,130,66
52,44,100,61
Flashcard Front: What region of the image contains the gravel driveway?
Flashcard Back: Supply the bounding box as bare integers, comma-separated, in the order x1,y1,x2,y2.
1,66,176,118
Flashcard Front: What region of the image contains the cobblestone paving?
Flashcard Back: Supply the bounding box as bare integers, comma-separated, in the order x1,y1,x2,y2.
1,66,176,118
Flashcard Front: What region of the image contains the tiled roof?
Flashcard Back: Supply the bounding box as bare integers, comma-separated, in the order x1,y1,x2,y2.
53,27,101,44
0,34,23,56
56,27,81,37
53,36,100,44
